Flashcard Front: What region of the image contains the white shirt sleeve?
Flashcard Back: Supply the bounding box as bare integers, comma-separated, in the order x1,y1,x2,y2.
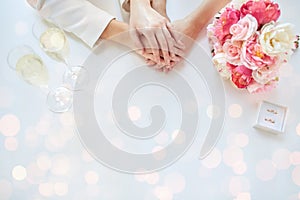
32,0,116,48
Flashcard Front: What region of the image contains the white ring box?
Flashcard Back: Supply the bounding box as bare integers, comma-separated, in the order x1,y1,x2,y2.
254,100,288,134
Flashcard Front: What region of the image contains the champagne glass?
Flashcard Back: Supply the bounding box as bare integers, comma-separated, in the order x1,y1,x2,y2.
7,45,49,87
7,45,73,113
32,19,88,91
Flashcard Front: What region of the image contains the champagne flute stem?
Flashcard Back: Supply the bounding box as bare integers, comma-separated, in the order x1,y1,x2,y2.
62,57,71,69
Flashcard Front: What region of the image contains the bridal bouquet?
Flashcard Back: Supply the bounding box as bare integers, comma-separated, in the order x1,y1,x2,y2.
207,0,299,93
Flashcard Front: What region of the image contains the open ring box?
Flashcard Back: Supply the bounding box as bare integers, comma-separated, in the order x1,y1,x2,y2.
254,100,288,134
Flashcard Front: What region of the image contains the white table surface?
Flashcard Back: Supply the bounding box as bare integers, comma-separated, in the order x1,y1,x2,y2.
1,0,300,200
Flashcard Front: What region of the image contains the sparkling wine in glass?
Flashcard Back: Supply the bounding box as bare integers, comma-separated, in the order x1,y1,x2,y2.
7,45,73,113
33,19,88,91
39,27,70,62
7,45,49,87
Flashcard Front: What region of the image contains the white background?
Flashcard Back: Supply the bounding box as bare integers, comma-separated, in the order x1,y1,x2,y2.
0,0,300,199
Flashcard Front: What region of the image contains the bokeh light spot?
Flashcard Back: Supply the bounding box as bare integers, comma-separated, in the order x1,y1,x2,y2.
85,171,99,185
128,106,141,121
201,148,222,169
292,166,300,186
0,114,20,136
26,163,46,184
228,104,243,118
235,192,251,200
152,146,167,160
223,146,244,167
12,165,27,181
54,182,69,196
154,186,173,200
37,154,52,171
290,151,300,165
206,105,220,119
256,160,277,181
145,172,160,185
81,150,94,162
234,133,249,148
272,148,291,170
233,161,247,175
134,171,147,182
39,182,54,197
51,155,70,176
296,123,300,136
164,172,186,194
4,137,18,151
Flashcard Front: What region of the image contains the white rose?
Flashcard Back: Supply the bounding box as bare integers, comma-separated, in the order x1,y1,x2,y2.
259,22,295,57
252,68,279,85
212,53,231,79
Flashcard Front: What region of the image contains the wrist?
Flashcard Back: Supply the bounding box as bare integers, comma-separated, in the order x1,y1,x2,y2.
128,0,151,7
188,12,206,33
151,0,166,9
100,20,128,40
130,0,151,11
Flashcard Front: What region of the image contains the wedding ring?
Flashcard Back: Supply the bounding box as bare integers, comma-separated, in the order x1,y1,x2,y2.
264,118,275,124
267,109,278,114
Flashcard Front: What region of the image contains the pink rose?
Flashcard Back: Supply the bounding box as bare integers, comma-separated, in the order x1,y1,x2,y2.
223,40,243,65
231,65,253,88
240,0,280,26
241,36,277,70
214,7,240,43
207,29,223,54
247,80,278,93
230,14,258,41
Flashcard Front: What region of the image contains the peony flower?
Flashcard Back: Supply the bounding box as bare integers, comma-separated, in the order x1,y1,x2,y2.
240,0,280,26
207,0,297,94
231,65,253,88
223,40,243,65
241,35,277,70
212,53,231,79
252,66,279,84
214,7,240,44
247,79,278,93
259,22,296,57
230,14,258,41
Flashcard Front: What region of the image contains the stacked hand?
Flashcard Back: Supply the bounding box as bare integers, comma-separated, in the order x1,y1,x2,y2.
129,0,185,72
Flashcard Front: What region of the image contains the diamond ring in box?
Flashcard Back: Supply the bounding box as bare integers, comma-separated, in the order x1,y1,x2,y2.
254,101,288,134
